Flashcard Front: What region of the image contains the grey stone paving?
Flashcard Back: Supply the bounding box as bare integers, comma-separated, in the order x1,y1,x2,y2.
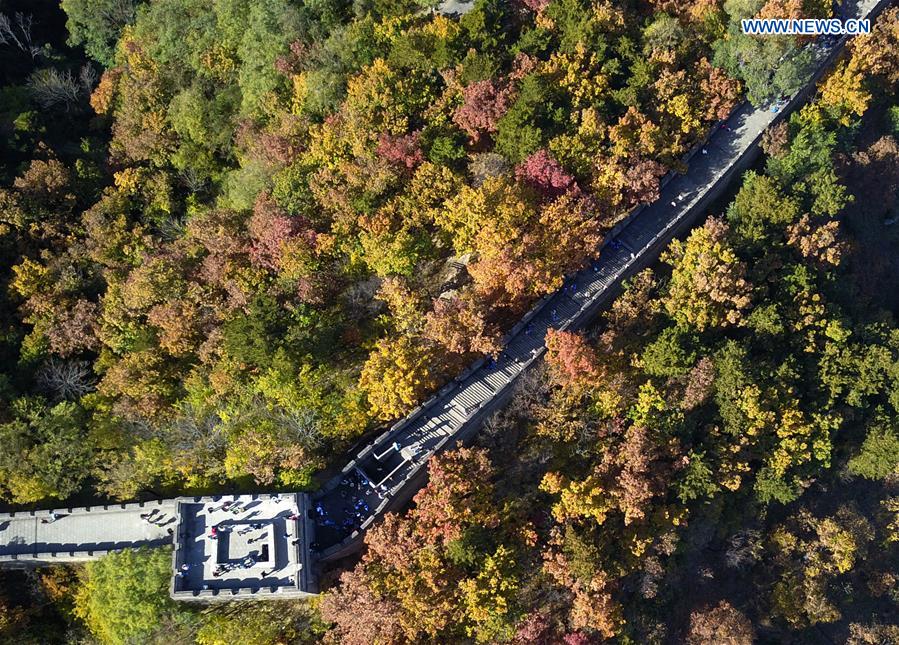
437,0,474,16
172,494,311,599
0,500,176,562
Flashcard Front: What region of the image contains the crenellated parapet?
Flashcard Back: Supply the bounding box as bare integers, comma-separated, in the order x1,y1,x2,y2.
170,493,317,601
0,499,176,563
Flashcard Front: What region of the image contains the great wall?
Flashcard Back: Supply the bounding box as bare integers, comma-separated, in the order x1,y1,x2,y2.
0,0,890,601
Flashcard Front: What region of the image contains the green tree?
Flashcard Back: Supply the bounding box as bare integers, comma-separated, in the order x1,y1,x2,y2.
74,548,194,644
62,0,140,67
712,0,814,105
726,171,800,244
765,114,849,217
494,73,563,163
848,419,899,480
0,398,94,504
641,327,697,378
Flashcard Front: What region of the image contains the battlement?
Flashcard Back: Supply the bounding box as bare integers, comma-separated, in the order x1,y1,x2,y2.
0,499,176,563
170,493,317,601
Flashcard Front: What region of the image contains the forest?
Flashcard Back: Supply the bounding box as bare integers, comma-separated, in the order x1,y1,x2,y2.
1,0,898,643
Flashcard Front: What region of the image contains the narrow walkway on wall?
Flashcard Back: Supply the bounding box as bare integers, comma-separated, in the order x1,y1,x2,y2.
0,500,176,562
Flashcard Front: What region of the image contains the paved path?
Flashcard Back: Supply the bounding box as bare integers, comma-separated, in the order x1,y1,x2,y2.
0,500,176,562
313,0,891,557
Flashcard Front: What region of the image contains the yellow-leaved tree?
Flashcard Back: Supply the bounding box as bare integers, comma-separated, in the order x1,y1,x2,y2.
360,335,442,420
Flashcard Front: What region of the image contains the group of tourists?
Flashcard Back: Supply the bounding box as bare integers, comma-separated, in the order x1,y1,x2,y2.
206,500,246,515
211,556,258,577
313,471,378,542
139,509,169,525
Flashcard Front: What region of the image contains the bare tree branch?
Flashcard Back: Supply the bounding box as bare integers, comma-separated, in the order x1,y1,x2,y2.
178,167,208,194
278,408,324,450
80,63,98,94
0,12,41,59
27,68,86,110
36,359,96,401
725,529,763,570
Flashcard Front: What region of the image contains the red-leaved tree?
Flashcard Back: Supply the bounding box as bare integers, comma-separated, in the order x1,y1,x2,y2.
377,130,425,171
453,79,515,142
515,149,577,199
544,329,601,389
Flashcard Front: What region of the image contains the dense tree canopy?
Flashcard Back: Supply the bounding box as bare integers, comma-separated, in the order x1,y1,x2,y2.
4,1,899,644
319,11,899,641
0,0,751,503
73,548,190,645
